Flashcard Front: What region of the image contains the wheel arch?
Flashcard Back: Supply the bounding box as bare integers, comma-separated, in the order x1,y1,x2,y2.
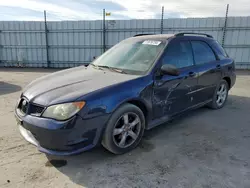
127,99,148,120
223,76,231,88
111,98,151,127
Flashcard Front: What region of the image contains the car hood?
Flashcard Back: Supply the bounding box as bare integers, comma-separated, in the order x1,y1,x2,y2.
23,66,140,106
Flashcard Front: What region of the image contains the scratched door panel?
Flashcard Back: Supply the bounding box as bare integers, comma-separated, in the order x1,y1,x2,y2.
152,39,198,119
152,66,198,119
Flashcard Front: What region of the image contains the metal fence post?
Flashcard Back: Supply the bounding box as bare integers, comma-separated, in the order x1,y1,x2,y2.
222,4,229,47
161,6,164,34
0,30,2,65
44,10,50,67
103,9,106,53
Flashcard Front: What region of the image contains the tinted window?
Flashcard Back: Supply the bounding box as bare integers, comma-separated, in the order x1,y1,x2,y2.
191,41,216,64
162,41,194,68
210,40,228,59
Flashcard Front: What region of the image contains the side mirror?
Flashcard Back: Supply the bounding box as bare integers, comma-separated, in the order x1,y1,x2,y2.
160,64,180,76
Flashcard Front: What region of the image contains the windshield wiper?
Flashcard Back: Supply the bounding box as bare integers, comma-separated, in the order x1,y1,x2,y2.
92,65,127,74
97,65,112,69
90,64,105,70
110,68,127,74
90,64,109,70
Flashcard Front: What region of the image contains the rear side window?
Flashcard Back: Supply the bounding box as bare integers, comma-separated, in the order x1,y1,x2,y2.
191,41,216,65
162,41,194,68
210,40,228,59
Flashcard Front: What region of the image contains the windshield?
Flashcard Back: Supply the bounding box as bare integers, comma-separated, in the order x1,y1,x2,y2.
92,39,166,75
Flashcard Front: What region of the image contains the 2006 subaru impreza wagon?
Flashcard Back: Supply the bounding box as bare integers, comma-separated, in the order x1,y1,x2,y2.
15,32,236,155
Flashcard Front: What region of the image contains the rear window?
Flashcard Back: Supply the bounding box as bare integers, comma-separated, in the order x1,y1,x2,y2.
210,41,228,59
191,41,216,65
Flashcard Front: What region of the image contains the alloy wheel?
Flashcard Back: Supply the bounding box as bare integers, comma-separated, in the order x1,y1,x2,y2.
113,112,141,148
216,83,227,106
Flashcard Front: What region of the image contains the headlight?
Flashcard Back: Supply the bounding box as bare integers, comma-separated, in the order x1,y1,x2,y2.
42,101,86,121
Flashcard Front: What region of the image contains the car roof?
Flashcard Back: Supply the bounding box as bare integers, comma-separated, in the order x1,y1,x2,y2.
128,34,174,42
128,33,215,42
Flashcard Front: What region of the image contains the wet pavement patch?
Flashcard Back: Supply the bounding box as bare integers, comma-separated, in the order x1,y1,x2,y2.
45,160,67,168
138,140,155,152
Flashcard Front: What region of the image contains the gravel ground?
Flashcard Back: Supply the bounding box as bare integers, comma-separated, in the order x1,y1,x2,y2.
0,68,250,188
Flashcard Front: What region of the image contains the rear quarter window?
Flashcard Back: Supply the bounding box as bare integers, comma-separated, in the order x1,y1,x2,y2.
210,41,228,59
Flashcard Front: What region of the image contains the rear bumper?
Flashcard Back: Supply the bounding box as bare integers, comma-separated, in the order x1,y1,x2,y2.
15,110,110,156
231,72,236,89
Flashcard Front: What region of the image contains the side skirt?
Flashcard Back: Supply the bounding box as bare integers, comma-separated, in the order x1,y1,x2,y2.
146,99,212,130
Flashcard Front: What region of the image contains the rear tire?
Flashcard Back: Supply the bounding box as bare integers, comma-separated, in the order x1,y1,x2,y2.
102,103,145,154
208,80,229,109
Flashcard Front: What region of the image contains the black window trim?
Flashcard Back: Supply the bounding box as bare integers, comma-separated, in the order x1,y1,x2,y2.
190,39,219,66
151,39,169,75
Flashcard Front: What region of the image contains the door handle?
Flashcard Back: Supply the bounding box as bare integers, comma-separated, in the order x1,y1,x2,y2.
216,65,221,69
188,72,196,77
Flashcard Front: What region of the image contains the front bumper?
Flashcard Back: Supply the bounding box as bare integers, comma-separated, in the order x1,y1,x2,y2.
15,110,110,156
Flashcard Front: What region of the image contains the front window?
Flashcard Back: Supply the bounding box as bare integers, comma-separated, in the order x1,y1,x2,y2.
162,41,194,68
91,39,166,75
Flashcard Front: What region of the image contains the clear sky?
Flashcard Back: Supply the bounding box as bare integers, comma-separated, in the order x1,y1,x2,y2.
0,0,250,21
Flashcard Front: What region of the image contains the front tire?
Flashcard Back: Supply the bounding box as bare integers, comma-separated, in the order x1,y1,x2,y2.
102,103,145,154
209,80,229,109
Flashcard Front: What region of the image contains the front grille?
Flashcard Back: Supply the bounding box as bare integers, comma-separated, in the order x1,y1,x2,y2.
18,98,28,114
17,98,45,116
29,104,45,116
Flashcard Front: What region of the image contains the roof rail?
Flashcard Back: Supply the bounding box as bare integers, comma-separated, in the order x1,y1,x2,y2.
133,34,154,37
175,32,213,38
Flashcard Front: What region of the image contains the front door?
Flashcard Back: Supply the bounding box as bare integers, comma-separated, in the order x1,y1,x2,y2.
152,39,198,119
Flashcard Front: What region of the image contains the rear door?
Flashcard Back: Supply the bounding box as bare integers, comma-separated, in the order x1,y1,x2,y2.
191,40,222,104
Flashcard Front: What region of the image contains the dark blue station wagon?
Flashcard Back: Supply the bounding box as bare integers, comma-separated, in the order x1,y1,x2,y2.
15,33,236,155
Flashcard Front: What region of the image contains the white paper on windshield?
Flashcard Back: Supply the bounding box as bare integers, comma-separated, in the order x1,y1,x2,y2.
142,40,161,46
